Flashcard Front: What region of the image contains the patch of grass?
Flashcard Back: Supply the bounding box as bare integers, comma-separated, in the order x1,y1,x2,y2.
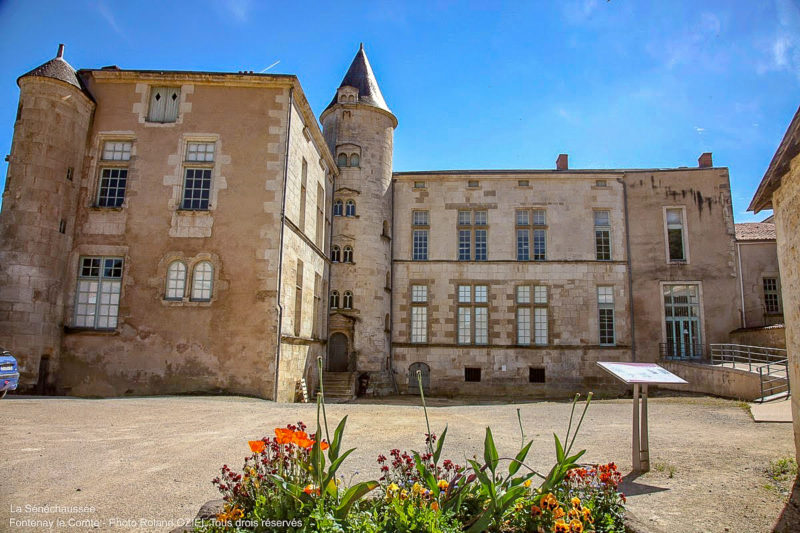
737,401,753,418
652,461,677,478
766,456,798,483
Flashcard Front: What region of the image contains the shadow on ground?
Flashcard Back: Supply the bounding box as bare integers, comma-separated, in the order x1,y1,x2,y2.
772,475,800,532
621,472,669,497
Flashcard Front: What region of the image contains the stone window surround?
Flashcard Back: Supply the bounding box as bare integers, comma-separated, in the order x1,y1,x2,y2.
761,274,783,315
663,205,690,264
515,207,548,262
409,282,430,344
133,83,194,127
597,285,616,346
455,283,489,345
593,208,612,261
411,210,430,261
63,245,130,332
514,283,550,346
88,133,137,209
457,209,489,261
155,252,224,307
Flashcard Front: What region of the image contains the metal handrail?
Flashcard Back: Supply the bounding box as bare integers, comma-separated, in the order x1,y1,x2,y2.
711,344,790,400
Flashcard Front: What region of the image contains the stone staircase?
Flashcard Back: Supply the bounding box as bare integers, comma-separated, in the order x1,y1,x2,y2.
319,372,356,402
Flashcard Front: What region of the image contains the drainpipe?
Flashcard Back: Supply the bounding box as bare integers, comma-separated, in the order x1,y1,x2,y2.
388,178,398,394
621,176,637,361
737,242,746,328
273,86,294,401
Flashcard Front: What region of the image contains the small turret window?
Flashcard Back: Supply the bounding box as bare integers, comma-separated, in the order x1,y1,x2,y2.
343,246,353,263
331,245,341,262
333,199,343,217
345,200,356,217
337,153,348,167
350,154,360,167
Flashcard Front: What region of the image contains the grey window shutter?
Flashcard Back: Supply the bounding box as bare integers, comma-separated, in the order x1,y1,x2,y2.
148,87,167,122
164,88,180,122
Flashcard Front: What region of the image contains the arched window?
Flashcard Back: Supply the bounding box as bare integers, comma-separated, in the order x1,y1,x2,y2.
350,153,360,167
330,290,339,309
343,291,353,309
191,261,214,301
348,95,355,102
337,153,348,167
345,200,356,217
343,246,353,263
382,220,389,236
331,245,341,262
165,261,187,300
333,199,343,217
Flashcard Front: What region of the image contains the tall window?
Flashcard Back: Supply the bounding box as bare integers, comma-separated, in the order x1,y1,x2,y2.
313,273,321,338
343,246,353,263
191,261,213,301
666,208,686,262
165,261,186,300
147,87,180,123
316,184,325,248
343,291,353,309
516,209,546,261
330,290,339,309
763,278,781,314
413,210,429,261
331,245,341,263
333,199,343,217
97,141,131,207
516,285,548,345
663,284,701,358
532,286,548,344
516,286,531,345
598,286,615,345
594,210,611,261
294,260,303,337
299,158,307,233
182,142,215,210
74,257,123,329
457,210,488,261
457,284,488,345
345,200,356,217
411,285,428,343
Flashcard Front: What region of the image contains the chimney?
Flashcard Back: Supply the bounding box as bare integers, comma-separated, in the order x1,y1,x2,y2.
698,152,713,168
556,153,568,171
56,44,65,59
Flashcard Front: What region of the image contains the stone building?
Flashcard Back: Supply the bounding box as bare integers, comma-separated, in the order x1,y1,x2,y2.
0,44,746,400
734,222,784,328
750,105,800,461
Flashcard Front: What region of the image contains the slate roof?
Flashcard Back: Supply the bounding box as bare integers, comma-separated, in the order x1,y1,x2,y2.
18,54,83,90
735,222,776,241
325,44,391,114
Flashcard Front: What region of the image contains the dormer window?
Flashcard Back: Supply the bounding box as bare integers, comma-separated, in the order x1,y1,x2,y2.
337,87,358,104
147,87,180,123
350,154,360,167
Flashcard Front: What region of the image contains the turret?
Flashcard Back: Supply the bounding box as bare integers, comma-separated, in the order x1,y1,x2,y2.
0,44,94,390
321,45,397,379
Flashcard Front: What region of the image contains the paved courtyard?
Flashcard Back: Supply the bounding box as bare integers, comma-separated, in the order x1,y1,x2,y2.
0,394,795,532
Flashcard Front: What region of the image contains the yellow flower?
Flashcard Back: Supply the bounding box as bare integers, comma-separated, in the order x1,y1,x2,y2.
570,497,581,509
400,489,408,500
412,482,422,494
553,507,565,519
437,479,449,489
515,502,524,512
568,508,581,520
524,479,532,488
553,520,570,533
387,483,400,493
569,518,584,533
582,508,594,524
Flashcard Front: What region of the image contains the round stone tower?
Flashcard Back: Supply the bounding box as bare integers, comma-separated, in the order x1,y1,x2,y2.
0,44,94,389
320,44,397,379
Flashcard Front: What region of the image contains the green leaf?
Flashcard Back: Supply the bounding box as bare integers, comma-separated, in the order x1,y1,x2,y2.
484,427,499,475
334,480,378,520
508,440,533,476
498,483,528,509
413,451,440,496
329,415,348,462
554,433,565,463
465,509,494,533
323,448,355,489
565,449,587,465
433,425,448,465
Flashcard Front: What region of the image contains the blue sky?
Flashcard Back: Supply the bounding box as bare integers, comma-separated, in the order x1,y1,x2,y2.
1,1,798,221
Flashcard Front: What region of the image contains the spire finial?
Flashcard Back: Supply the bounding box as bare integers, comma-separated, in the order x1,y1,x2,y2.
57,44,65,59
359,42,364,51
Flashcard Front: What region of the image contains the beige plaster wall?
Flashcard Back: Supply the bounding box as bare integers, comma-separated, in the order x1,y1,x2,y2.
624,168,740,361
737,241,784,328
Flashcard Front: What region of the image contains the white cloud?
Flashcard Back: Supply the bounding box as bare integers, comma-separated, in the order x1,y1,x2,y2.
757,0,800,81
224,0,252,22
97,0,125,39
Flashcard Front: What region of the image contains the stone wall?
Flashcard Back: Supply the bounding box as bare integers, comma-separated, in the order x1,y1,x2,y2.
729,325,786,349
771,153,800,461
660,360,763,401
737,241,783,328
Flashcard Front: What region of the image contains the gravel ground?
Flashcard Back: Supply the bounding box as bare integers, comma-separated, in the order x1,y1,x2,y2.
0,394,796,533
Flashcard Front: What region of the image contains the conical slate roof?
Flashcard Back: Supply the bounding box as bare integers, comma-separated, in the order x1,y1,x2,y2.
18,44,83,90
325,44,391,114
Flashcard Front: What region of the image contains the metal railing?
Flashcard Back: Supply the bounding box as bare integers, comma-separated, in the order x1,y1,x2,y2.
710,343,790,400
659,342,704,360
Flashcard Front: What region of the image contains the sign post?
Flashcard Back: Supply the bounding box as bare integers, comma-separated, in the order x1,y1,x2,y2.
597,362,687,473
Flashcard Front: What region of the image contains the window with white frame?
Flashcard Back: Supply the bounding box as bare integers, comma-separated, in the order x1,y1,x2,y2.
330,290,339,309
666,208,686,262
516,285,531,345
181,142,215,210
413,210,429,261
343,246,353,263
598,286,615,345
343,291,353,309
74,256,123,329
147,87,180,123
165,261,187,300
345,200,356,217
594,210,611,261
97,141,132,207
191,261,213,301
516,209,546,261
457,210,488,261
457,284,488,345
411,284,428,343
516,285,548,345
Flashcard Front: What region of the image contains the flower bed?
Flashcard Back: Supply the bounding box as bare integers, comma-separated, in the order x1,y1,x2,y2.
193,359,626,532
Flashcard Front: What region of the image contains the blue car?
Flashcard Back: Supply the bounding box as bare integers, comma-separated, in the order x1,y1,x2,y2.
0,349,19,398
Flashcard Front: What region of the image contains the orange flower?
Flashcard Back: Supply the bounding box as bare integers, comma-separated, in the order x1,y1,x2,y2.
553,506,565,519
293,432,315,448
430,501,439,511
320,440,330,451
582,508,594,524
569,519,584,533
248,440,266,453
275,427,294,445
303,484,321,496
568,508,581,520
531,505,542,517
553,520,570,533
